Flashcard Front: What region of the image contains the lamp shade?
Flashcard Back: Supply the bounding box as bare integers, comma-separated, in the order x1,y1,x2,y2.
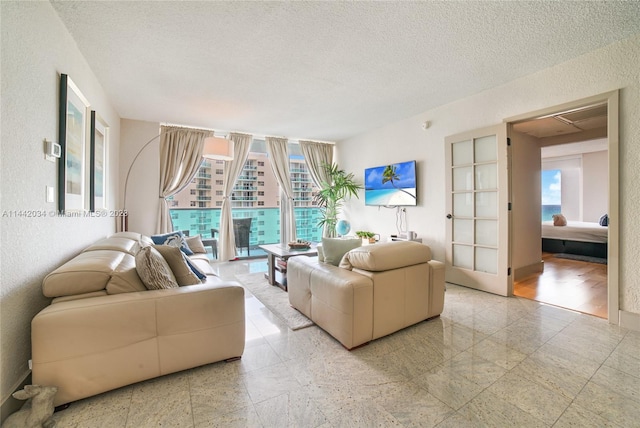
202,136,234,160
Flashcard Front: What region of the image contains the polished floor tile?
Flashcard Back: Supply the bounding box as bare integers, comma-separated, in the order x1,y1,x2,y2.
51,259,638,427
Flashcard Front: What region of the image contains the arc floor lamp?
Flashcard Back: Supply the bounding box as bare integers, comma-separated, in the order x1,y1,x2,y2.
120,131,234,232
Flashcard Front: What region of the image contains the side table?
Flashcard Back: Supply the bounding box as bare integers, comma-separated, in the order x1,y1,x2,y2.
259,243,317,291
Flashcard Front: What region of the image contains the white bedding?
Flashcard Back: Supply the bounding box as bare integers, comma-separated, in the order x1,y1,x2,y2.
541,221,608,244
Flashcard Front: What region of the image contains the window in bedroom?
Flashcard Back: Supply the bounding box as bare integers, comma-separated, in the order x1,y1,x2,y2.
541,169,561,221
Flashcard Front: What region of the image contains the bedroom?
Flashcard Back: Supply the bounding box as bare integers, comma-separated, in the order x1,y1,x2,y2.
512,104,609,318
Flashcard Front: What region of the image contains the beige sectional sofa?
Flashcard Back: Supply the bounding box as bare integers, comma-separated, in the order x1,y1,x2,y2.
287,240,445,349
31,232,245,407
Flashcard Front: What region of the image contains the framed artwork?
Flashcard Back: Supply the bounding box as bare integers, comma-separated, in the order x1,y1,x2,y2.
58,74,91,212
90,111,109,212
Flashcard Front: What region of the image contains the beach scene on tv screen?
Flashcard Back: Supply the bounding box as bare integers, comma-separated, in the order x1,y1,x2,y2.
365,161,417,206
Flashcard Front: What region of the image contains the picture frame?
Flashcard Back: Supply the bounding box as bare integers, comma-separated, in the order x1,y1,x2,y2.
90,111,109,212
58,74,91,213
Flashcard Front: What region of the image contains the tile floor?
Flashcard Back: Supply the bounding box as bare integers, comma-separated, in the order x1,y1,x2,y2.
52,259,640,427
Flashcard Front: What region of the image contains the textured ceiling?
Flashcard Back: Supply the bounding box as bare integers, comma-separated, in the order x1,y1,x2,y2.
51,1,640,142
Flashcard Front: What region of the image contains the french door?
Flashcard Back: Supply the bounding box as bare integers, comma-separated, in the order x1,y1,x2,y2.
445,124,512,296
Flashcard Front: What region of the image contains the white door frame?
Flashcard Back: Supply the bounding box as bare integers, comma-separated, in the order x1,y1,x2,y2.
504,90,619,324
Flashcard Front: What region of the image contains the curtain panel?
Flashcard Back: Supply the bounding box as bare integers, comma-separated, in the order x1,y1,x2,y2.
156,126,212,233
299,140,334,188
266,137,297,244
219,133,253,261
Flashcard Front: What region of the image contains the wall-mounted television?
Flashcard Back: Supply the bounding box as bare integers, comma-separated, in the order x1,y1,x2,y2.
364,160,417,206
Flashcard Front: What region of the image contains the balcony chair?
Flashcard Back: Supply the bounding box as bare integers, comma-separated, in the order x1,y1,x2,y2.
233,218,252,257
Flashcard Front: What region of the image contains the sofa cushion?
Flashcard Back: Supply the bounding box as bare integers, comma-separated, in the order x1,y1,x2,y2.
152,245,203,286
321,238,362,266
188,254,214,277
151,231,193,255
135,246,178,290
43,250,127,298
105,253,147,295
340,241,431,271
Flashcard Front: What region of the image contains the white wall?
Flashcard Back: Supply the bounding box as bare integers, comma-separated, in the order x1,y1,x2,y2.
338,34,640,319
583,150,609,222
511,131,542,273
120,119,161,236
0,2,120,410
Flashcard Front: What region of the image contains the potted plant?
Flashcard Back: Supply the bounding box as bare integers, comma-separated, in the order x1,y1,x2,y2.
314,163,363,238
355,231,377,244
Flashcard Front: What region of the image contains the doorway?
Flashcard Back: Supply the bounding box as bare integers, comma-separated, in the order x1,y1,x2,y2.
506,92,618,322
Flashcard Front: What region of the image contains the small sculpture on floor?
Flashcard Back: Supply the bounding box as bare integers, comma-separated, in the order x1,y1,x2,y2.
2,385,58,428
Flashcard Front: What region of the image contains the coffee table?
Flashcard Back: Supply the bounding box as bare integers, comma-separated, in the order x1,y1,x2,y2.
259,243,318,291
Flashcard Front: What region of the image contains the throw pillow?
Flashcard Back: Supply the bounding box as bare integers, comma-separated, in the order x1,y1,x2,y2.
135,246,178,290
321,237,362,266
152,245,203,286
185,234,207,254
552,214,567,226
151,231,193,255
599,214,609,227
184,257,207,280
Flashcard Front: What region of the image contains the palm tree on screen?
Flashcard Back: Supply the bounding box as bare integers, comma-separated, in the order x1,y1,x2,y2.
382,165,416,200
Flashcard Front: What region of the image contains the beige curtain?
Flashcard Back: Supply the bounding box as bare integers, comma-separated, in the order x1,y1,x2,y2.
266,137,297,244
219,133,253,261
300,140,334,237
156,126,212,233
299,140,333,188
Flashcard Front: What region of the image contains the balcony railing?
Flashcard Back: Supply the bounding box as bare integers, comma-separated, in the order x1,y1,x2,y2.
170,207,323,258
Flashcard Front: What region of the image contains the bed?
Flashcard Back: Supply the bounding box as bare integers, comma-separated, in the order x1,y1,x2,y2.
541,221,608,258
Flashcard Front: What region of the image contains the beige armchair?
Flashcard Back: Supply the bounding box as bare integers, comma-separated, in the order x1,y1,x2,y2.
287,241,445,349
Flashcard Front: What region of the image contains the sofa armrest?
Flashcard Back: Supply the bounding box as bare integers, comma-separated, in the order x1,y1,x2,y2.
32,282,245,406
427,260,446,317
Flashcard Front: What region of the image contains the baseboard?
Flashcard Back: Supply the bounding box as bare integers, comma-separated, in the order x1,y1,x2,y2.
619,309,640,332
0,371,31,424
514,261,544,281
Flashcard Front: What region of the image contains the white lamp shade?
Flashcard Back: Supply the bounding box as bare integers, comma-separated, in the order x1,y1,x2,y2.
202,136,234,160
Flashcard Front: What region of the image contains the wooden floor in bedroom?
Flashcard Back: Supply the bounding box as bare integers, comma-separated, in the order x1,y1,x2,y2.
514,252,608,319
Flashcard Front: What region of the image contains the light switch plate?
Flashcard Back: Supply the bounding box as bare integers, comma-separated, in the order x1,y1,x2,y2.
46,186,54,203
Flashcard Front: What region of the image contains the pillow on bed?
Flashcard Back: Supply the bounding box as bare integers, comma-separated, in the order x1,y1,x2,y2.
599,214,609,227
552,214,567,226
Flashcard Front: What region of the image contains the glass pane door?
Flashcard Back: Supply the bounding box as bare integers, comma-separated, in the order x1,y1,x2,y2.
445,124,511,296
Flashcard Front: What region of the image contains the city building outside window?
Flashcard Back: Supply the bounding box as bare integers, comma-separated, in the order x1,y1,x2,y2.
170,139,323,256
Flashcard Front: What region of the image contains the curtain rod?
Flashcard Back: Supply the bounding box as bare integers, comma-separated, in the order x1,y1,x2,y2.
160,122,335,145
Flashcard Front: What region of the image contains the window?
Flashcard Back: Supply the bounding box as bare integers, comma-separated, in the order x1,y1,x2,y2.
169,138,321,249
541,169,561,221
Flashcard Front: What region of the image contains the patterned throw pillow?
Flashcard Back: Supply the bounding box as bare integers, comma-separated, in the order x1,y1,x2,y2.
152,245,203,286
151,231,193,255
135,246,178,290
